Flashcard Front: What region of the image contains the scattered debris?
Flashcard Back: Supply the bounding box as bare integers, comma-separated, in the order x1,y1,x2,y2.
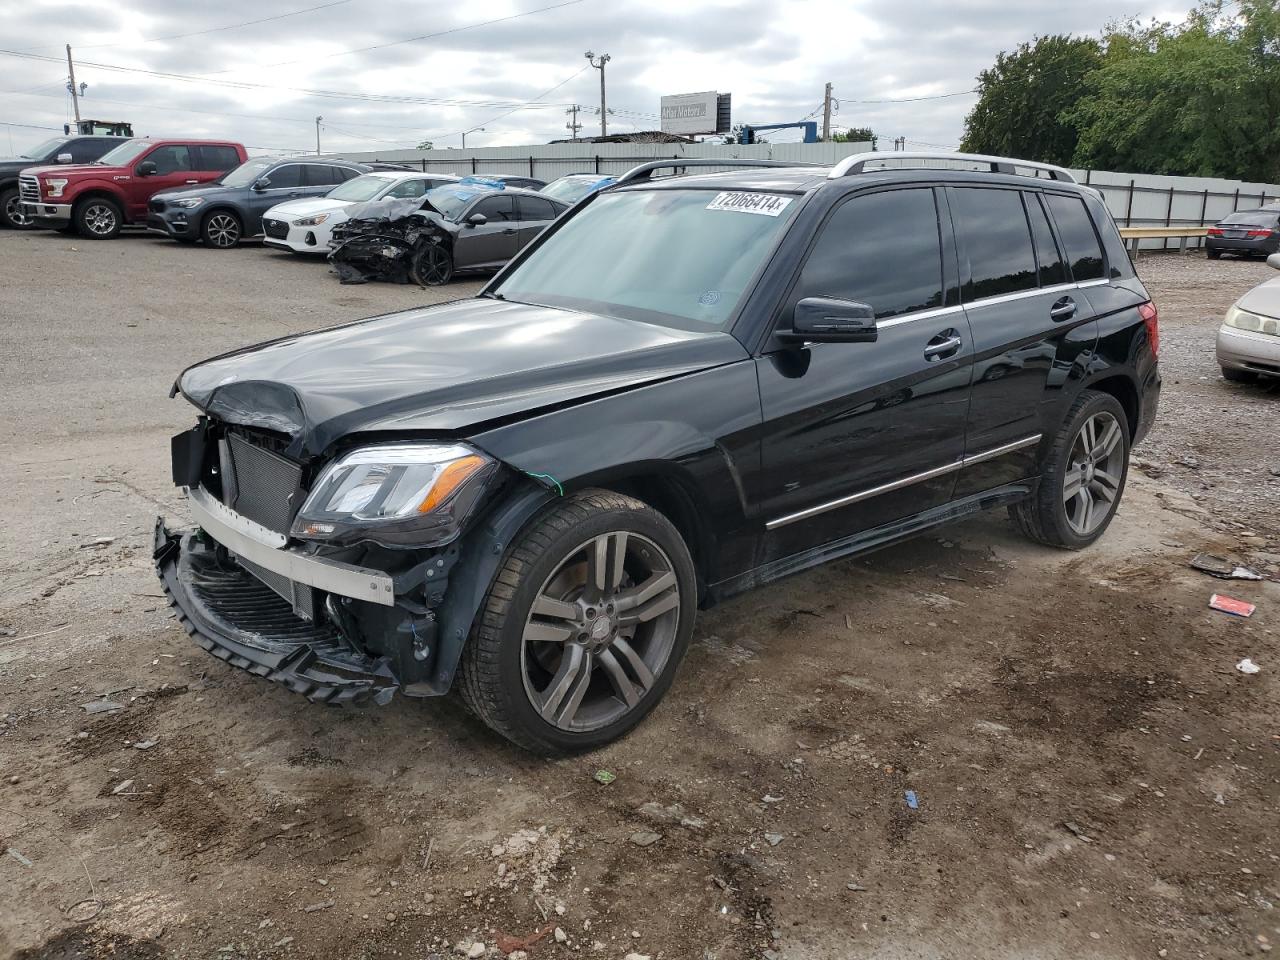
764,833,784,846
1209,594,1256,618
133,739,159,751
82,700,124,714
6,847,33,868
454,941,487,958
1191,554,1264,580
623,954,652,960
78,536,116,548
111,779,135,795
846,883,867,892
762,794,785,804
302,900,334,913
629,831,662,847
65,898,103,923
553,926,568,943
495,924,554,954
592,769,616,785
272,937,294,949
1064,821,1094,843
637,801,705,830
1236,658,1262,675
905,790,919,810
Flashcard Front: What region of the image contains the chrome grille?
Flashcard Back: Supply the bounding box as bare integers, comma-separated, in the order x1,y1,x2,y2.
18,175,39,204
223,433,303,535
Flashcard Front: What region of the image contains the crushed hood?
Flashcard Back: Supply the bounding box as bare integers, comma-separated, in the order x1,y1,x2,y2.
177,297,747,458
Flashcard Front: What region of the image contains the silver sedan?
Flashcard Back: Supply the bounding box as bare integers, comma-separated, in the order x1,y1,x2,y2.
1217,253,1280,382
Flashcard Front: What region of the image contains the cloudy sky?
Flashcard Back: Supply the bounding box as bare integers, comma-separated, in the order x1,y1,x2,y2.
1,0,1187,157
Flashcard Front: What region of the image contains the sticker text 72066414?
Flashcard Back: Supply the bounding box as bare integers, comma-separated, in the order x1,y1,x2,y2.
706,192,794,216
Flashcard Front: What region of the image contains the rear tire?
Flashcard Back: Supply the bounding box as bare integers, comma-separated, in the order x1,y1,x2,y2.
1221,366,1258,383
74,197,122,239
1207,249,1222,260
458,489,696,754
1,186,34,229
1009,390,1130,550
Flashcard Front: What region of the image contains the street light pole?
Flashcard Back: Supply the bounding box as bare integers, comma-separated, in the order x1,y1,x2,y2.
584,51,611,137
462,126,485,149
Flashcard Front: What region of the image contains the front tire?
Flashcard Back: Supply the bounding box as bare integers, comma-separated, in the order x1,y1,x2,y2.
74,197,122,239
1010,390,1130,549
458,489,696,754
201,210,242,249
1,186,34,229
1221,366,1258,383
410,241,454,286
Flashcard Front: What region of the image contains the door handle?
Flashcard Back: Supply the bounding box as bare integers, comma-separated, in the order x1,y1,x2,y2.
924,329,963,361
501,227,517,235
1050,296,1077,321
184,179,199,184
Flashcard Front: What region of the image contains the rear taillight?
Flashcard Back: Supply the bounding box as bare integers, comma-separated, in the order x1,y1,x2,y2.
1247,229,1273,238
1207,227,1223,236
1139,301,1159,356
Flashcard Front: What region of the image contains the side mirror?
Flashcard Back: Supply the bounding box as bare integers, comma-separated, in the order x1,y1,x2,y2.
785,297,879,343
56,152,73,164
137,160,158,176
466,213,487,227
252,178,271,191
1267,252,1280,271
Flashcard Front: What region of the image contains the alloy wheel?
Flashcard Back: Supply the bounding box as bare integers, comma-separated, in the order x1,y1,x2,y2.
5,193,32,227
83,202,117,236
414,243,453,285
205,213,241,247
1063,411,1124,536
520,531,682,732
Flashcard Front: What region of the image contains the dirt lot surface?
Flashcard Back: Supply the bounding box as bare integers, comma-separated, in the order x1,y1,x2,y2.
1,232,1277,960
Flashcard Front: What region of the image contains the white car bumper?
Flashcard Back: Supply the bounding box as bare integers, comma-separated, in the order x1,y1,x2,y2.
262,217,335,255
1217,323,1280,376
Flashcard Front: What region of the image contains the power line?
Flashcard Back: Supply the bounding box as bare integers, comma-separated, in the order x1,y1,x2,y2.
846,89,977,104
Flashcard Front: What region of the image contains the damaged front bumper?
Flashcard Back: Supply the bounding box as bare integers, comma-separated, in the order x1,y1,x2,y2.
155,520,401,705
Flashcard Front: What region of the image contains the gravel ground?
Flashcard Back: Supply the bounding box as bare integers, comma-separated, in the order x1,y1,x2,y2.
0,232,1277,960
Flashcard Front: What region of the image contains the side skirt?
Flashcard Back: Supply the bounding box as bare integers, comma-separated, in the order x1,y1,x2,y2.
706,481,1034,604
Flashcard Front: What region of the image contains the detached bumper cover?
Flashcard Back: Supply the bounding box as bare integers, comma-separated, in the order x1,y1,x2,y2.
154,519,399,705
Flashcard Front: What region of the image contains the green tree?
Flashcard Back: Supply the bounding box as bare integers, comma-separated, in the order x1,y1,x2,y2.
1069,1,1280,181
832,127,877,147
416,139,434,150
960,34,1102,165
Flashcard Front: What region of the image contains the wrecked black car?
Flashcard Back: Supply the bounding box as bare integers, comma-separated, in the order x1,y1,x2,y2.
156,155,1160,754
328,178,569,286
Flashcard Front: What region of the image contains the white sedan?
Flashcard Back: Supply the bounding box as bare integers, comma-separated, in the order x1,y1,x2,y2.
261,171,459,254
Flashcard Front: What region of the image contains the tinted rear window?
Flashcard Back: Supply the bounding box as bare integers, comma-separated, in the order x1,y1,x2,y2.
1221,210,1279,226
1025,193,1067,287
1045,194,1105,281
951,187,1037,300
197,145,241,171
795,188,944,319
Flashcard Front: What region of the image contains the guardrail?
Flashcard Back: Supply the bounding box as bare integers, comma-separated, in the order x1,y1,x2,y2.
1117,226,1209,256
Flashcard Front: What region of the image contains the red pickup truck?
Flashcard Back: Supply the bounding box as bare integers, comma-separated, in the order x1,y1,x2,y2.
19,138,246,239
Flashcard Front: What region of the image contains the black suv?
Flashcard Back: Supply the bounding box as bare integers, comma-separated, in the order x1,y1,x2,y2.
155,154,1160,753
0,134,124,228
147,156,369,248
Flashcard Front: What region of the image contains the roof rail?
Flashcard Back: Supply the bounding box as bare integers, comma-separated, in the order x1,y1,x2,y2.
828,151,1076,184
614,158,824,187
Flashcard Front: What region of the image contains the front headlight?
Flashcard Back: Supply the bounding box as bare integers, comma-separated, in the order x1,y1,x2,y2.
45,178,68,198
1225,304,1280,337
291,443,496,548
173,197,205,209
295,213,328,226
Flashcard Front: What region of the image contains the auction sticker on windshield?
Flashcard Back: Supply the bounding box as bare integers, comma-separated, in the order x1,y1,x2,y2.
706,192,794,216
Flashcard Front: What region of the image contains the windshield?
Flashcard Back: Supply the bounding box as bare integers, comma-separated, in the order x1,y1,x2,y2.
541,176,614,204
95,139,149,166
493,188,800,330
20,136,69,160
219,158,275,187
327,174,395,202
423,185,492,221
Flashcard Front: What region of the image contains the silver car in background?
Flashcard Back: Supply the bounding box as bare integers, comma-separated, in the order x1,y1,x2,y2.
1218,252,1280,382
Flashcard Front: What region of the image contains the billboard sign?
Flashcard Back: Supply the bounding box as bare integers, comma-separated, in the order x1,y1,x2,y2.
660,91,731,136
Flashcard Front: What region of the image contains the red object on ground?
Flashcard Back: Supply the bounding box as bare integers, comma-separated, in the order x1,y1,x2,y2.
1209,594,1256,617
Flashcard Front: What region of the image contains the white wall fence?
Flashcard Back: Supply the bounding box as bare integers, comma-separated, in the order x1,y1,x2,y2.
333,143,1280,252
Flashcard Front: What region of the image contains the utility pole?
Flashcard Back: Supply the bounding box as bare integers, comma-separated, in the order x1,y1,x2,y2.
66,44,81,124
315,116,322,155
565,104,582,141
584,51,610,137
821,81,833,142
